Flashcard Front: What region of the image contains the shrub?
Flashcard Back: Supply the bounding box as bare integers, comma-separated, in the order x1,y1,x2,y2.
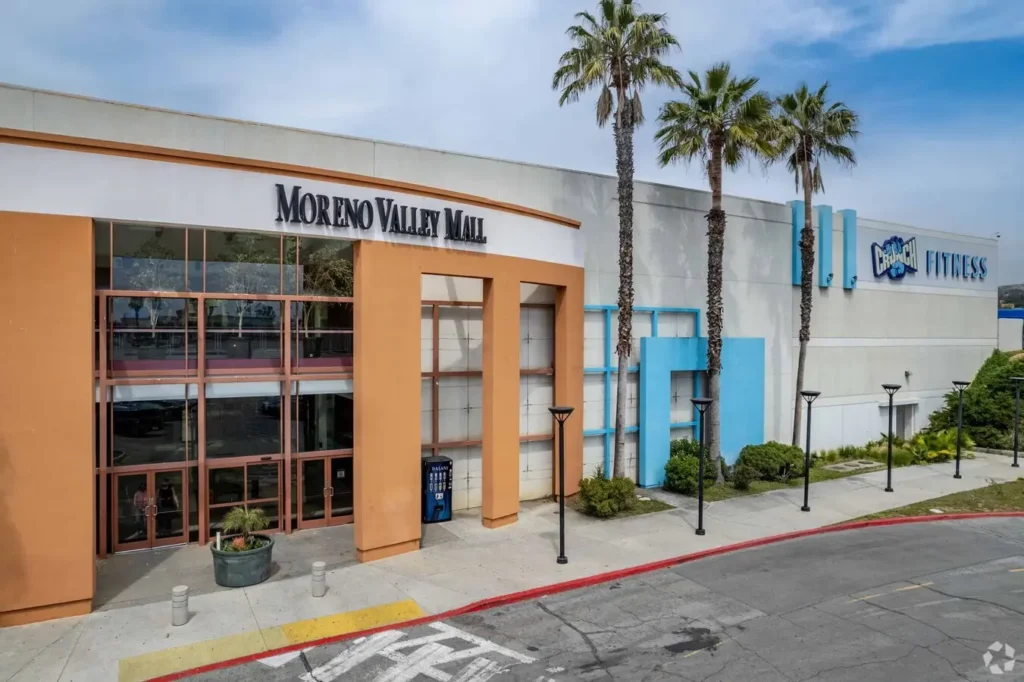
669,438,716,482
664,456,700,494
578,473,636,518
892,447,914,467
221,506,270,552
736,441,805,482
731,464,758,491
927,350,1023,448
907,429,975,464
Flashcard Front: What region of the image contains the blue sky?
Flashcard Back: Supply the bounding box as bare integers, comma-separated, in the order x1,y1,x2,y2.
3,0,1023,280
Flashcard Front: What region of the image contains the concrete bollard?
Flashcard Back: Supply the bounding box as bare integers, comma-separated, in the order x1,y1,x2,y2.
311,561,327,598
171,585,189,626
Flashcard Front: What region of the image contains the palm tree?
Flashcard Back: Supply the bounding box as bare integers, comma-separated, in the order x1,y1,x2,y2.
654,63,774,480
553,0,682,479
773,83,859,446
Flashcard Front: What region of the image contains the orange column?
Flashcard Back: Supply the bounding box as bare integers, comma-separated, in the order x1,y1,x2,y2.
0,212,94,626
554,275,585,496
353,241,421,561
481,276,520,528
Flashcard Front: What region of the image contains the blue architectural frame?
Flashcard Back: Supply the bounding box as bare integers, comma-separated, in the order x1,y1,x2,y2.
583,304,701,478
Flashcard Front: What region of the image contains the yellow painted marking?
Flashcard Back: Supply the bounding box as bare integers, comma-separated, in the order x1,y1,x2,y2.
894,582,933,592
117,599,425,682
1010,568,1024,573
847,593,883,604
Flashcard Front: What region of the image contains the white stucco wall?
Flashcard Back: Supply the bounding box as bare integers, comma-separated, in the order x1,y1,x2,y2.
0,83,999,455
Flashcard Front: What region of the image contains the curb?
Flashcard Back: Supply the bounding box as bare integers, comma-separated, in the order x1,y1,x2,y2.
148,512,1024,681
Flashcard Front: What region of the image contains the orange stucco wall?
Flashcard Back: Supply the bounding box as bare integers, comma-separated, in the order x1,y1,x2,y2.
0,211,94,626
353,241,583,561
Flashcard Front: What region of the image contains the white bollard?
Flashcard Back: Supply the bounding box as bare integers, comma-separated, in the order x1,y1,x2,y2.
311,561,327,598
171,585,189,626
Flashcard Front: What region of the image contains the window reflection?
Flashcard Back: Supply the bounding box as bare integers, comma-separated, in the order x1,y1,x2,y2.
111,394,197,466
205,300,282,371
112,223,186,292
110,297,192,373
292,302,353,371
297,238,353,296
205,231,280,295
206,395,281,458
294,393,354,452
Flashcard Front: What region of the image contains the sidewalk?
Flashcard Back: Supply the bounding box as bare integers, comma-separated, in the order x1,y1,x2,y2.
2,453,1019,682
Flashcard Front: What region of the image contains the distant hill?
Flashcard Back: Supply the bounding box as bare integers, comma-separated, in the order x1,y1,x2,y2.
1000,284,1024,308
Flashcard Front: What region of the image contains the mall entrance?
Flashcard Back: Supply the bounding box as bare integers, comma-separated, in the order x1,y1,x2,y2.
111,468,189,552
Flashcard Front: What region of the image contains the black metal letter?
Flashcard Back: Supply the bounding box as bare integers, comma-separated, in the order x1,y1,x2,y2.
299,193,317,225
275,184,301,223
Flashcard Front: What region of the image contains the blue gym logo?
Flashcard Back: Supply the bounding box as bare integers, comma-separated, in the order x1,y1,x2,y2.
871,236,918,280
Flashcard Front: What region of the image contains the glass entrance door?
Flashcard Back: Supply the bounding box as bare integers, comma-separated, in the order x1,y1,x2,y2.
296,456,353,529
112,469,187,552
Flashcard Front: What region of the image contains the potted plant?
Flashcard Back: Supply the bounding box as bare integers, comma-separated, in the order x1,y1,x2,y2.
210,506,274,588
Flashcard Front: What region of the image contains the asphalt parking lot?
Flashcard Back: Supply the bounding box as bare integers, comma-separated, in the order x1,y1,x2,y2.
187,518,1024,681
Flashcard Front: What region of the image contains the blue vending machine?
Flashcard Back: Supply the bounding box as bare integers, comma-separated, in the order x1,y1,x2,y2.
421,456,453,523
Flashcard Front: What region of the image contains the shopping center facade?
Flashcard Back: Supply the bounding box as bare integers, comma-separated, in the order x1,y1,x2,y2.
0,84,998,625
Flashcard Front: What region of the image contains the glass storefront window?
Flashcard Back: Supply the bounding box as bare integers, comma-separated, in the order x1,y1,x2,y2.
187,228,203,292
205,383,281,458
112,223,187,292
205,230,280,295
110,385,197,466
292,302,353,371
297,237,353,297
293,382,354,452
208,462,282,536
95,222,111,290
109,296,193,373
205,299,282,371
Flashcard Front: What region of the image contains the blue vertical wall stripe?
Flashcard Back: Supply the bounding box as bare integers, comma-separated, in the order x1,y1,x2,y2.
789,201,804,285
584,305,700,481
841,209,858,289
816,205,833,287
638,336,764,487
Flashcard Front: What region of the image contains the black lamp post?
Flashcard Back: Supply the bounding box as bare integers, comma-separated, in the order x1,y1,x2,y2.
800,390,820,512
1012,377,1024,468
951,381,970,479
549,406,574,565
690,397,713,536
882,384,901,493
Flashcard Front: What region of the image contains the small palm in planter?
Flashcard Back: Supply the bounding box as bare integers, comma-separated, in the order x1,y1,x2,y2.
211,507,275,588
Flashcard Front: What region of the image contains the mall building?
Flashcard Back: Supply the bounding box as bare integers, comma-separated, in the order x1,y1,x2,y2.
0,84,998,626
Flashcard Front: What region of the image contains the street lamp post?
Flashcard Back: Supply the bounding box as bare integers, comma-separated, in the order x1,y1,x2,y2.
549,406,574,565
951,381,970,479
882,384,901,493
1012,378,1024,468
690,397,713,536
800,391,820,512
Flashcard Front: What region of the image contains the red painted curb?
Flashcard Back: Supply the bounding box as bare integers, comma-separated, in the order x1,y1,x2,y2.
147,512,1024,681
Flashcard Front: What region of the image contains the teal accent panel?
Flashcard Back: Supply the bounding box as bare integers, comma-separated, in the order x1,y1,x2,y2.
841,209,858,289
718,338,766,464
789,201,804,286
638,336,764,487
816,205,833,287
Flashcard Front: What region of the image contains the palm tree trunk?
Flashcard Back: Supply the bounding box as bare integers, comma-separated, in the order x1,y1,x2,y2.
705,142,726,482
792,155,816,446
612,100,635,480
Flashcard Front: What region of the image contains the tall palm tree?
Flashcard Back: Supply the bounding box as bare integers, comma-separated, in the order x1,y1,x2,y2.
553,0,682,479
654,63,773,480
773,83,859,446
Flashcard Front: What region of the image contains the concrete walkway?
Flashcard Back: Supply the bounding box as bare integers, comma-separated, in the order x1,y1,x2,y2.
1,453,1019,682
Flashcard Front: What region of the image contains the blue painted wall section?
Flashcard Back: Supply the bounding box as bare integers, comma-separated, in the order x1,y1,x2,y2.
638,336,765,487
583,305,700,479
816,205,833,287
789,201,804,286
841,209,857,289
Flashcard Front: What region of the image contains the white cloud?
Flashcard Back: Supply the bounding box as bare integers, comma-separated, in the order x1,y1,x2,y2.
867,0,1024,51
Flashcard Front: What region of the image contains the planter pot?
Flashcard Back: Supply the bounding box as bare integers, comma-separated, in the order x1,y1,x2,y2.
211,535,274,588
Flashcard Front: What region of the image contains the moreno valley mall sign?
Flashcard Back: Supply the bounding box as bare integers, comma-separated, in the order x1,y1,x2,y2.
274,183,488,244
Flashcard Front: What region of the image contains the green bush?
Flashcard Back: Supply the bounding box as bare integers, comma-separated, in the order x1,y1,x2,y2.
735,441,805,482
892,447,914,467
669,438,716,482
578,473,636,518
906,429,976,464
927,350,1022,448
731,464,758,491
664,456,700,494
